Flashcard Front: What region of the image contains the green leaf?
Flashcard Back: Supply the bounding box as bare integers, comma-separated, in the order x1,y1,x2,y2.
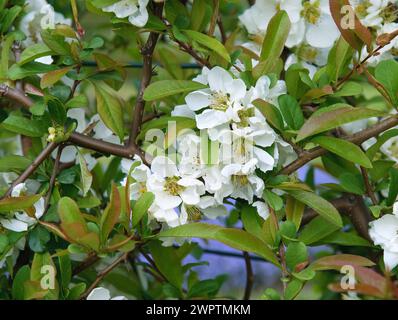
19,44,54,66
259,10,291,62
326,36,353,83
285,242,308,271
0,194,41,213
311,136,372,168
375,59,398,106
263,189,283,211
58,254,72,290
148,241,183,290
93,81,124,141
132,192,155,227
241,204,266,243
190,0,207,31
58,197,87,227
1,6,22,34
0,155,30,173
41,67,72,89
8,62,58,80
387,168,398,206
284,279,303,300
296,104,383,141
2,114,47,137
100,183,121,243
309,254,375,271
252,99,284,132
339,172,365,195
278,94,304,130
30,252,59,299
298,216,340,244
320,231,372,247
285,196,305,231
12,265,30,300
138,116,196,142
77,150,93,196
157,223,279,266
183,29,231,63
144,80,206,101
331,81,363,97
287,190,342,227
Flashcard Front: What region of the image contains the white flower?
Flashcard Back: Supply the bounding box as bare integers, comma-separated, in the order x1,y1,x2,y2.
86,287,127,300
219,160,265,203
121,158,151,201
185,66,246,132
20,0,72,63
147,156,205,210
0,183,44,232
219,126,276,174
293,0,340,49
350,0,396,28
369,202,398,270
102,0,149,27
239,0,303,36
240,0,339,49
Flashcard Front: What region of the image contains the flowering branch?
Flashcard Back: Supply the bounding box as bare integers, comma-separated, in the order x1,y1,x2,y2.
281,116,398,175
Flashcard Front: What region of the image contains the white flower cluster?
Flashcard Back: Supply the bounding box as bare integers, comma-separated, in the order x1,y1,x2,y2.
239,0,340,76
369,202,398,270
19,0,72,64
101,0,150,27
240,0,397,76
122,67,295,234
350,0,398,65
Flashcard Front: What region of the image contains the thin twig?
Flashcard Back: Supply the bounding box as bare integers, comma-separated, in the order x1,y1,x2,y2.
360,166,378,205
242,251,254,300
128,2,164,163
80,252,128,299
44,145,64,213
2,142,59,198
208,0,220,37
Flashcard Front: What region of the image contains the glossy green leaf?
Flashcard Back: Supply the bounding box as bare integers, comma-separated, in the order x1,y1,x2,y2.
296,104,383,141
287,190,342,227
144,80,207,101
183,30,231,63
157,223,279,266
132,192,155,227
311,136,372,168
93,81,124,141
278,94,304,130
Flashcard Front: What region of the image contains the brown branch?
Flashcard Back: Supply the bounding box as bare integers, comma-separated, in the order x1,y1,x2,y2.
72,253,99,276
242,251,254,300
208,0,220,37
360,166,378,205
281,115,398,175
128,2,164,157
44,145,64,213
80,252,128,299
2,142,59,198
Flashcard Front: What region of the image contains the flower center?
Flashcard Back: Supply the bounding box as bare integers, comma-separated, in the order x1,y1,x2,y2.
355,1,371,18
231,174,249,186
186,206,202,221
301,1,321,25
380,3,398,23
296,44,318,63
237,108,254,127
139,182,147,195
210,92,230,111
164,176,184,196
